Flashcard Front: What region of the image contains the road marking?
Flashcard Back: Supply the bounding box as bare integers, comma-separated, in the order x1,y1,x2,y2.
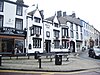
0,69,93,75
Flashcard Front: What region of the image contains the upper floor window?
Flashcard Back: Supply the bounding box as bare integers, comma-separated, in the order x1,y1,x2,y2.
16,5,23,16
34,17,41,23
54,30,59,38
76,25,78,31
0,1,3,12
76,32,78,39
30,25,42,36
62,40,69,49
80,26,82,32
0,15,3,28
62,28,69,37
54,40,60,49
54,23,59,27
70,31,74,38
46,31,50,37
15,18,23,30
70,23,73,30
80,33,83,40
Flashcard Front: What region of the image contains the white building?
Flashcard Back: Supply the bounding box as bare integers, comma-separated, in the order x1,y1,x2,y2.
26,6,44,53
57,11,83,52
44,14,62,53
0,0,28,53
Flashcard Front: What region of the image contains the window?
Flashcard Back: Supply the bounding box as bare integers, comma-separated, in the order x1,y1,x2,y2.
80,33,83,40
70,31,74,38
15,18,23,30
33,38,42,48
76,25,78,31
76,32,78,39
54,30,59,38
34,17,41,23
46,31,50,37
54,40,60,48
62,40,69,49
70,23,73,30
30,25,42,36
16,5,23,16
62,28,69,37
54,23,59,27
80,26,82,32
0,15,3,28
0,1,3,12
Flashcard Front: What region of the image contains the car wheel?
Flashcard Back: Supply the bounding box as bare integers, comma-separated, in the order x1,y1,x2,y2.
93,55,96,59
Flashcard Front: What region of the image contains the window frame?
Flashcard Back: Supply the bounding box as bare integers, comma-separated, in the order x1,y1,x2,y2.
33,38,42,48
54,23,59,27
54,40,60,49
16,5,23,16
53,30,60,38
30,25,42,36
0,15,3,28
0,1,4,12
15,18,23,30
34,17,41,23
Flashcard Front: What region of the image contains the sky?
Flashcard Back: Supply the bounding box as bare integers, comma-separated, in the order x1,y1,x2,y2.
13,0,100,31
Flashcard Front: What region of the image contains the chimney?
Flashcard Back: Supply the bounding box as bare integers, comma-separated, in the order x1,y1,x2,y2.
57,11,62,18
63,12,66,17
16,0,24,4
71,12,76,17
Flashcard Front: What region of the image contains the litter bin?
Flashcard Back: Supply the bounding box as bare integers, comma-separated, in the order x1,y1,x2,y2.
0,55,2,66
55,54,62,65
34,51,39,59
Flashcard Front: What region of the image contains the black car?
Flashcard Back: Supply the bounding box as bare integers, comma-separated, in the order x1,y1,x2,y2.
88,47,100,58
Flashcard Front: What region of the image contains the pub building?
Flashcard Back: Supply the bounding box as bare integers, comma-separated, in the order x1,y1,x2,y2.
0,0,28,54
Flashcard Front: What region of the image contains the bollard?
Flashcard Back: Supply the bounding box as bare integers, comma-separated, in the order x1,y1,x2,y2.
0,55,2,66
38,58,41,68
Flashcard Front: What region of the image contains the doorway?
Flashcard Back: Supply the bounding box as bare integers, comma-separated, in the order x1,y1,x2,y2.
70,41,75,52
45,40,51,53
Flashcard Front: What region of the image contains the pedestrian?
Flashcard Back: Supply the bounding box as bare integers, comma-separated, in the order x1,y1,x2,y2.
14,48,17,54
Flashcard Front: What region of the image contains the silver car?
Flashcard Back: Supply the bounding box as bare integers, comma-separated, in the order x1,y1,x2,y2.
88,47,100,58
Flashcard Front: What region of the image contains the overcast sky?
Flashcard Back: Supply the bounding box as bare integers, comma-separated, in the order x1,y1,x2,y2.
13,0,100,31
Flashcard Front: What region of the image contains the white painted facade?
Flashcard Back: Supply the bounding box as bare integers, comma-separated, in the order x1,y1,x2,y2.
26,7,43,53
0,0,28,53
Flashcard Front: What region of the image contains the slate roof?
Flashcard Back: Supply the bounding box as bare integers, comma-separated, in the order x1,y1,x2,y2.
45,16,55,22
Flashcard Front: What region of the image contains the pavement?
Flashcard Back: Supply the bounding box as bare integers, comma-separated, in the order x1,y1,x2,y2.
0,53,100,72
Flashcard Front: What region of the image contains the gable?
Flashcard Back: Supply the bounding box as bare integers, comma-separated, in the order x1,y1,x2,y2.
33,9,42,19
54,15,59,24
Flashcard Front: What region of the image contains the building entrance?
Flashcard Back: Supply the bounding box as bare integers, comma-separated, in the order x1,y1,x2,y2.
45,40,51,53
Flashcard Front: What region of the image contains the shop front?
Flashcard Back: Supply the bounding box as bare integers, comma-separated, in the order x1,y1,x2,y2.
0,35,25,54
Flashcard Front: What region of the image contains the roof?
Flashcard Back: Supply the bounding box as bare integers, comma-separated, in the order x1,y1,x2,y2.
45,16,55,21
64,15,82,26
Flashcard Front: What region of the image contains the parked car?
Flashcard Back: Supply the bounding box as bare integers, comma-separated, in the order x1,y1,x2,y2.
88,47,100,58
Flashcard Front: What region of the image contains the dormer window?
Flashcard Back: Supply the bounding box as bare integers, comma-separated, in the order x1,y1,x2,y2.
34,17,41,23
0,1,3,12
54,23,59,27
16,5,23,16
